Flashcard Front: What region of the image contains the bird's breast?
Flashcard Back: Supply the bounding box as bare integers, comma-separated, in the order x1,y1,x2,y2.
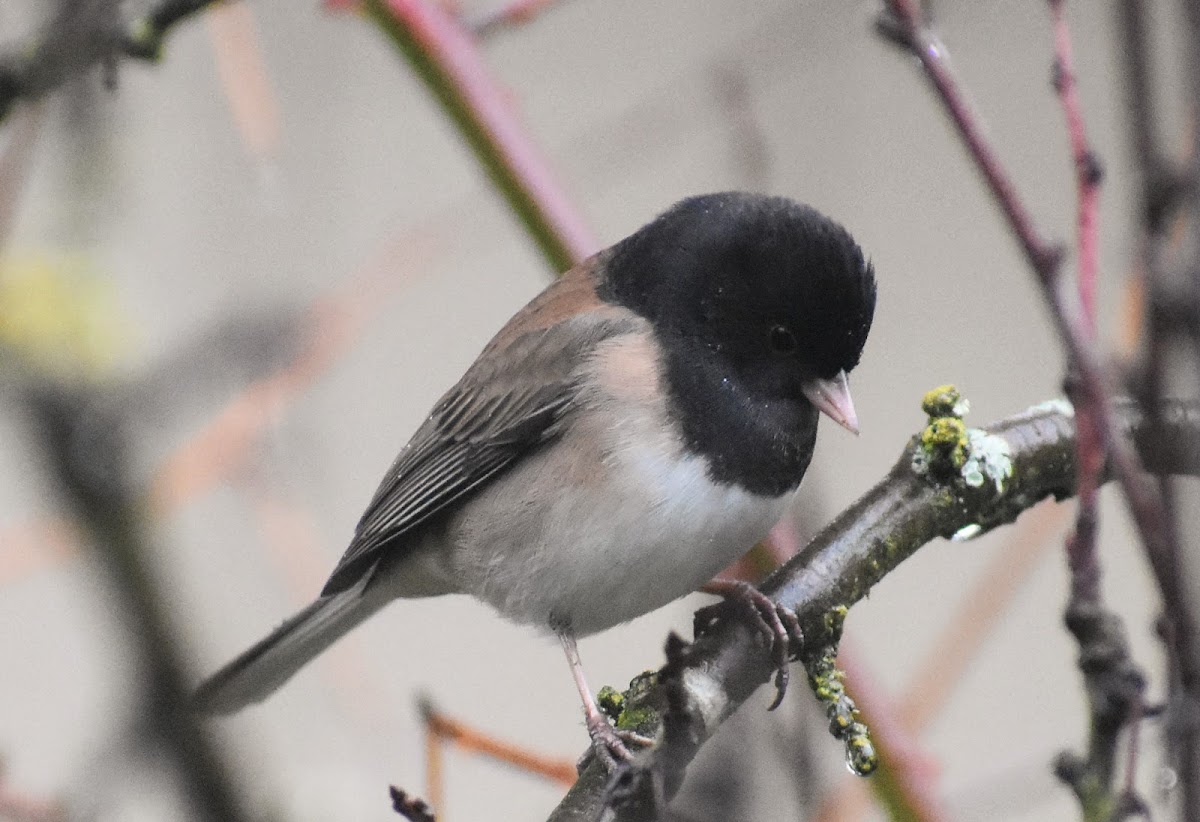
441,332,798,635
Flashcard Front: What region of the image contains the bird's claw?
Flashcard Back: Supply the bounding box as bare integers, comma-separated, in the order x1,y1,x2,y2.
694,580,803,710
578,715,654,772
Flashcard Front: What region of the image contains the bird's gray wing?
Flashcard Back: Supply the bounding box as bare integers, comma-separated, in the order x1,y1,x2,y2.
320,294,635,596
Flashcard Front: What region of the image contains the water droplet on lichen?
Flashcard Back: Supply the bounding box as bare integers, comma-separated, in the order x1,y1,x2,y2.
952,523,983,541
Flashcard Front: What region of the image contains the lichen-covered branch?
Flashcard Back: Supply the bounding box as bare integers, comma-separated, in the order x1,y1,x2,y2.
0,0,221,123
546,398,1200,822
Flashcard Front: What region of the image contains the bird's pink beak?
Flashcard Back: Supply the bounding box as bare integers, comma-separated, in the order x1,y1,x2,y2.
801,371,859,435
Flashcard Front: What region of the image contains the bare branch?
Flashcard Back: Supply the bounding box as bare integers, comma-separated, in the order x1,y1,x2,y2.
23,385,252,822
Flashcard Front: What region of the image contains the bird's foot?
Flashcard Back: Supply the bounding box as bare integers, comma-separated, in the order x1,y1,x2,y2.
694,579,803,710
579,714,654,772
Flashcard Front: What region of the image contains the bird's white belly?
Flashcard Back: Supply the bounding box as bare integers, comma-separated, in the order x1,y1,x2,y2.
443,408,797,635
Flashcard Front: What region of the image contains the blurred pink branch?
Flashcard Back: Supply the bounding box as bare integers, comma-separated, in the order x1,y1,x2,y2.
206,3,282,163
466,0,573,37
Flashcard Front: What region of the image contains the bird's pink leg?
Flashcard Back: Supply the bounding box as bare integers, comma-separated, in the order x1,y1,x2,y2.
558,630,653,769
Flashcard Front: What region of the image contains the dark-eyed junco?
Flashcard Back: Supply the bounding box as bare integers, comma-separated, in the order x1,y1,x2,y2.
195,192,876,764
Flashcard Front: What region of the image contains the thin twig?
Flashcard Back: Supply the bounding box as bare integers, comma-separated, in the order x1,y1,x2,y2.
419,697,577,788
1049,0,1102,331
466,0,573,38
879,6,1197,798
1045,4,1149,818
1117,0,1200,816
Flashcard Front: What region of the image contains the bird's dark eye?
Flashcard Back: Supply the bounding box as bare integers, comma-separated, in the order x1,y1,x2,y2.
768,324,797,355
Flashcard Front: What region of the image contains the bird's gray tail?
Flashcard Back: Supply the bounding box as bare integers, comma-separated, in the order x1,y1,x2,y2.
194,569,382,715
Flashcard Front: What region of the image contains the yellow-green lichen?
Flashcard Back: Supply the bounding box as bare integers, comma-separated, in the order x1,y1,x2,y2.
911,386,1012,496
597,686,624,721
598,673,659,734
846,733,878,776
804,644,878,777
822,604,849,638
919,417,969,469
921,384,970,419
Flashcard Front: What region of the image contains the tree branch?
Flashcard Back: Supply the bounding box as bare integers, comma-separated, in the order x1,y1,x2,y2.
546,398,1200,822
23,384,251,822
1116,1,1200,816
0,0,221,123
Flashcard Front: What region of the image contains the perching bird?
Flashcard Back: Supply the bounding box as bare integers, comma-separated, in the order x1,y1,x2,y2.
195,191,877,764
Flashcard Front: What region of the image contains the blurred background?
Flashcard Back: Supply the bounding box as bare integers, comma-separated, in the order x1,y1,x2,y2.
0,0,1189,819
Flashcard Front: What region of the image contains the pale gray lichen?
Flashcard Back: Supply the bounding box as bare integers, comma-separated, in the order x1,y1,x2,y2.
962,428,1013,493
1028,398,1075,418
911,448,930,476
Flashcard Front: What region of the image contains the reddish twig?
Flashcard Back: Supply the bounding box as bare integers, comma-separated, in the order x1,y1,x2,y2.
466,0,572,37
1049,0,1101,332
419,697,577,792
1048,2,1105,602
880,0,1188,721
1046,7,1150,816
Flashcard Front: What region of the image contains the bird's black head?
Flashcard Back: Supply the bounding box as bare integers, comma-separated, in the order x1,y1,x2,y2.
603,192,875,400
599,192,877,495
